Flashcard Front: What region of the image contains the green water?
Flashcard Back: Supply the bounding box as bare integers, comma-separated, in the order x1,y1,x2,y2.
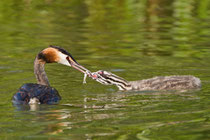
1,0,210,139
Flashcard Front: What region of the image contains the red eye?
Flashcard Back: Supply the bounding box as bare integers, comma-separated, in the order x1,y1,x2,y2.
66,57,70,63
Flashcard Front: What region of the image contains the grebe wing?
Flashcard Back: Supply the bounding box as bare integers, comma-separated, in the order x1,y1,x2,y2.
12,83,61,105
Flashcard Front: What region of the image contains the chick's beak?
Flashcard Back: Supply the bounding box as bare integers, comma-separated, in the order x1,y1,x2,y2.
66,56,91,76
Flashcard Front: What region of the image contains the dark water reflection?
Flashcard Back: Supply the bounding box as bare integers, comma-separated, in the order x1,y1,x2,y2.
1,0,210,139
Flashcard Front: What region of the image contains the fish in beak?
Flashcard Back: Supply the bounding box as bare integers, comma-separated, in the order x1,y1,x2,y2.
66,56,92,83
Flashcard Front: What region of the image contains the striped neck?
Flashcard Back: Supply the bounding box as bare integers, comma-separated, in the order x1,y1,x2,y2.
94,71,132,90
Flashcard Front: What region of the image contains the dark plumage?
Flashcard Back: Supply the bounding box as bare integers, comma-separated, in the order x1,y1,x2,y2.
12,83,61,105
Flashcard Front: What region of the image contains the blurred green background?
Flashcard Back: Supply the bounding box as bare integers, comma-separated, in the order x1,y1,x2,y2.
0,0,210,139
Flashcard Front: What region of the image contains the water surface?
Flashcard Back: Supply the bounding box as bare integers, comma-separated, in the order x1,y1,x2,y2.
0,0,210,139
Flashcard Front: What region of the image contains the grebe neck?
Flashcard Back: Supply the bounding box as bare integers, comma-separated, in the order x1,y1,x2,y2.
113,79,132,91
34,57,50,86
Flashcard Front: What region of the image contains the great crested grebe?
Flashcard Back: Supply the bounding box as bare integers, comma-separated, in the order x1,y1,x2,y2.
12,45,90,105
91,70,201,91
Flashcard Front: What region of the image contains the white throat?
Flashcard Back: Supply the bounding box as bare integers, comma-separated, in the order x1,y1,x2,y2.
57,52,71,66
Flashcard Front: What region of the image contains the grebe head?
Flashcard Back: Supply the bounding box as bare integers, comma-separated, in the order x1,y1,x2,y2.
91,70,130,90
37,45,89,74
92,70,128,85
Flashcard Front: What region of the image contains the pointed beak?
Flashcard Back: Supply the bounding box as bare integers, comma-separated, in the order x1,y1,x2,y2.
66,56,91,76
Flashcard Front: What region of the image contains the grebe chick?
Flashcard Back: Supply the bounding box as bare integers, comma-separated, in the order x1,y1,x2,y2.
12,45,90,105
91,70,201,91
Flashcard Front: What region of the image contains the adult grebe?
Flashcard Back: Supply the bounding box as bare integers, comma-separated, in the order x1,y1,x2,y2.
91,70,201,91
12,45,90,105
